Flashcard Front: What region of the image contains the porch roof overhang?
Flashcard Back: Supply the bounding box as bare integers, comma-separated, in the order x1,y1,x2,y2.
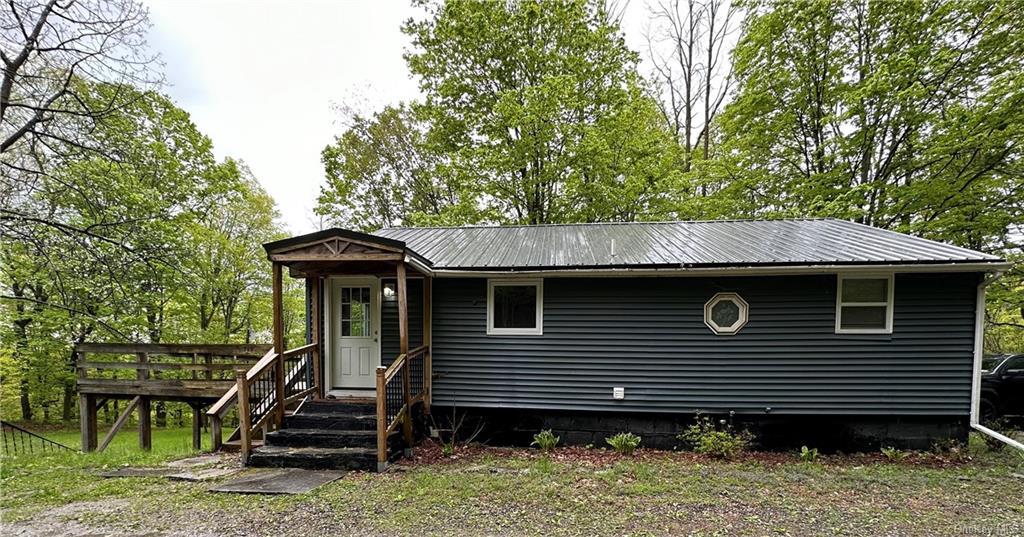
262,228,433,277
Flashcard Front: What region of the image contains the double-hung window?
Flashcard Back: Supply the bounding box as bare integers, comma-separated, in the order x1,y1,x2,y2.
487,279,543,335
835,275,894,334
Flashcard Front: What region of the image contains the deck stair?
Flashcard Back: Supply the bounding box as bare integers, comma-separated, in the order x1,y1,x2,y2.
248,400,400,470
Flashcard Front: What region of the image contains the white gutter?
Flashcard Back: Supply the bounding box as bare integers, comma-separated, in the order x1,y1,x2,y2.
969,271,1024,451
403,254,435,277
424,261,1010,278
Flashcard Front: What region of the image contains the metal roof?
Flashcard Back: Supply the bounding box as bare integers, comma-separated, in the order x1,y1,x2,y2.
373,218,1004,271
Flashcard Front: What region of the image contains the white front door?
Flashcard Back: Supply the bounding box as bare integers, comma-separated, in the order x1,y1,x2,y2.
329,278,380,390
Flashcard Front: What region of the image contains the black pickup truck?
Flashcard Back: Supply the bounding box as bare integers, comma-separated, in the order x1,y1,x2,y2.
980,353,1024,421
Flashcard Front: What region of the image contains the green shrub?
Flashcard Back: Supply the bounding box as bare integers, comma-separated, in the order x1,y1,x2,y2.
531,429,560,451
980,418,1011,452
930,438,969,461
606,432,642,455
799,446,819,463
881,446,909,462
678,414,752,459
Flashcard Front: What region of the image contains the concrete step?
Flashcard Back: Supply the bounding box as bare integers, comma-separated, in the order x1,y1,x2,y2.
248,445,378,471
301,400,376,415
264,428,392,449
284,412,377,431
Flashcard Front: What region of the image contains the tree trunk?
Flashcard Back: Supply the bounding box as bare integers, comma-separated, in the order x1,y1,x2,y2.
20,378,32,421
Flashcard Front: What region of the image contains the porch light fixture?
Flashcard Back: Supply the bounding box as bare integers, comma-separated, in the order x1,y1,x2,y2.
382,282,397,301
704,293,749,335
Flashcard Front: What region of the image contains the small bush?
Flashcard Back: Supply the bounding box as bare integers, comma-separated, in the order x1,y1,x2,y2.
881,446,909,462
531,429,560,452
678,414,752,460
980,418,1011,452
799,446,819,463
606,432,642,455
930,438,969,461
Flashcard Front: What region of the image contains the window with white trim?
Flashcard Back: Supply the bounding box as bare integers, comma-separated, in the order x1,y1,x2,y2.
835,275,894,334
487,279,543,335
704,293,749,335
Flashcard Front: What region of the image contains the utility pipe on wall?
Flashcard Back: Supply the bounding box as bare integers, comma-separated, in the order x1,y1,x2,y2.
969,271,1024,451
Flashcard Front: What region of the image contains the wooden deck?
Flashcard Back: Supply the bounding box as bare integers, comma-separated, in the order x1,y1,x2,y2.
75,343,272,452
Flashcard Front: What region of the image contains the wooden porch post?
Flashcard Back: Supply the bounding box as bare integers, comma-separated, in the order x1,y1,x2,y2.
397,262,413,452
236,370,252,464
423,276,432,415
309,276,322,399
272,262,285,427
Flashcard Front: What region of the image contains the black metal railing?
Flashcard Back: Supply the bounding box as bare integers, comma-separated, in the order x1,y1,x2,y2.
1,420,76,455
384,366,405,425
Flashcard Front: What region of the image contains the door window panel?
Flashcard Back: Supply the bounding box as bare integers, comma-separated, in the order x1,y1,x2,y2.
341,286,371,337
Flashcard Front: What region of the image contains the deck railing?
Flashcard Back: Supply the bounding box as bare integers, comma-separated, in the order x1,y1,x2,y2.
74,343,271,452
376,344,429,469
208,343,316,461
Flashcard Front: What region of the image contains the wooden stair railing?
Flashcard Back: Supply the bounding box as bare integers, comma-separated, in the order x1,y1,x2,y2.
375,344,430,471
207,343,317,461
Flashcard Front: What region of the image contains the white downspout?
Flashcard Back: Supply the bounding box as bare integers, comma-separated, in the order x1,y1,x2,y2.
969,271,1024,451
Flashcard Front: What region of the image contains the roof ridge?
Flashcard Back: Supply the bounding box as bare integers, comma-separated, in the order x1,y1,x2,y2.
377,217,834,231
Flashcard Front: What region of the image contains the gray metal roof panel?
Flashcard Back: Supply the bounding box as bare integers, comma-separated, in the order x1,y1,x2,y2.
374,218,1003,270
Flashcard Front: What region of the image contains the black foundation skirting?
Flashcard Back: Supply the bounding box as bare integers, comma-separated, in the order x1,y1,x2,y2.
428,407,969,452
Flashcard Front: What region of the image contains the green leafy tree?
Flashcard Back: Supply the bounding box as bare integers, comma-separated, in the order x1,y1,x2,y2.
405,0,682,225
0,84,295,422
719,0,1023,246
319,0,684,228
317,104,479,231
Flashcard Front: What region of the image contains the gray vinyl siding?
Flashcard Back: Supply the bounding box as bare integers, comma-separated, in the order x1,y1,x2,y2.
430,273,980,416
381,278,424,361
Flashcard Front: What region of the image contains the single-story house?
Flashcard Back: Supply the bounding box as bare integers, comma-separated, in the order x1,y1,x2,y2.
235,218,1008,470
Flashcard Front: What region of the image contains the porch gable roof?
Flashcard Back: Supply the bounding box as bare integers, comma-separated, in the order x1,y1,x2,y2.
262,227,432,267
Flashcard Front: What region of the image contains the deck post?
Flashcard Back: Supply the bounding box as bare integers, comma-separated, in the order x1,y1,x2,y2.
78,393,97,452
397,262,413,454
137,398,151,451
191,403,202,451
137,352,151,451
76,351,97,452
423,276,432,415
210,414,222,452
272,262,285,427
309,276,322,398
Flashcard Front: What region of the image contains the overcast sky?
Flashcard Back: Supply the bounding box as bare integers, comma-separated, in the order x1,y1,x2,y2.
144,1,654,234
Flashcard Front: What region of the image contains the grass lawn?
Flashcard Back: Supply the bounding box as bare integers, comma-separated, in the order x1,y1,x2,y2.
2,428,1023,536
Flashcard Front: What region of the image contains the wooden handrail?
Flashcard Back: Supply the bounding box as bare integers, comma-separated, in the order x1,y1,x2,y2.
79,361,253,372
281,342,317,358
383,353,406,381
382,345,427,382
75,343,270,357
207,348,278,419
376,343,431,470
246,348,281,381
208,343,317,455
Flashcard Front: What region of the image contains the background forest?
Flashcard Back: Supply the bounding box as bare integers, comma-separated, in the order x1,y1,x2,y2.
2,0,1022,425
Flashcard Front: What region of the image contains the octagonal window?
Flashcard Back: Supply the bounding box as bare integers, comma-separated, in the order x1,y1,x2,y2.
704,293,749,335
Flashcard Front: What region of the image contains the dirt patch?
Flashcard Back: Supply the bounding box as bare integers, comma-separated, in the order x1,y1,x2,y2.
1,499,145,537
